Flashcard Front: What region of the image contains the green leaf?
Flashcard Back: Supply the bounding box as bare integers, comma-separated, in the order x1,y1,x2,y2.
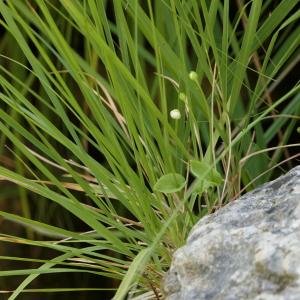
113,247,151,300
153,173,186,193
190,160,223,186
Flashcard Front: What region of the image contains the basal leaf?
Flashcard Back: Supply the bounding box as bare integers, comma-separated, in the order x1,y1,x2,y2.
190,160,223,186
153,173,186,193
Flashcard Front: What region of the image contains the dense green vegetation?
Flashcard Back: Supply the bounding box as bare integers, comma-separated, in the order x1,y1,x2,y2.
0,1,299,299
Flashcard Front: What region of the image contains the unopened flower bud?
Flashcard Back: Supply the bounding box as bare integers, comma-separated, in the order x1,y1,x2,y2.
189,71,198,81
179,92,187,102
170,109,181,120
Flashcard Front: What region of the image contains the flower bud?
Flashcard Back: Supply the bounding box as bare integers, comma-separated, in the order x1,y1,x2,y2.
189,71,198,81
179,92,187,102
170,109,181,120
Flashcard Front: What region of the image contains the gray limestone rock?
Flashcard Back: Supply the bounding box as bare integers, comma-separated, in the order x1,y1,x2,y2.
163,166,300,300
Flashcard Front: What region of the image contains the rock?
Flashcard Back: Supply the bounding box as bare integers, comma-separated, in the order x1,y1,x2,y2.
163,166,300,300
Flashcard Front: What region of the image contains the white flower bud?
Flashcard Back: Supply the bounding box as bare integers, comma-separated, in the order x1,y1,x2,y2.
170,109,181,120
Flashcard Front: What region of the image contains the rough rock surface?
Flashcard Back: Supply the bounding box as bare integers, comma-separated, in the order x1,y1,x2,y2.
164,166,300,300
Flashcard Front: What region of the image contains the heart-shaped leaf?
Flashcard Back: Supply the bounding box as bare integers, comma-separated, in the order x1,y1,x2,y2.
153,173,186,193
190,160,223,186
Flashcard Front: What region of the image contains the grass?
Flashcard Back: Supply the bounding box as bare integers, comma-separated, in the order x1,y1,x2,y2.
0,0,299,299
